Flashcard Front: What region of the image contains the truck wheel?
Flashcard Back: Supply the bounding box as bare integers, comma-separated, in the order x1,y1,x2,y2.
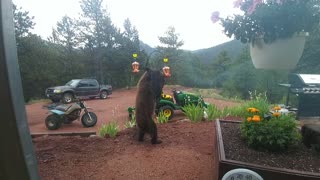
159,105,174,120
45,114,62,130
100,90,108,99
62,92,73,103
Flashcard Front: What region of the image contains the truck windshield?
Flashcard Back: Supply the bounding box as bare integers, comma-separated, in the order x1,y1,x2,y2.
65,80,80,87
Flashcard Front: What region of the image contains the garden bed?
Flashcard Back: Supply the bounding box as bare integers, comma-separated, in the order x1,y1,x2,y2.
216,119,320,180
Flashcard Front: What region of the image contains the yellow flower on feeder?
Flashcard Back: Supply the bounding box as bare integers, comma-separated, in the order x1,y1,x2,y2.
132,53,138,59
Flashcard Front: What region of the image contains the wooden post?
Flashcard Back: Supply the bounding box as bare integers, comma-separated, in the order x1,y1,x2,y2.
0,0,40,179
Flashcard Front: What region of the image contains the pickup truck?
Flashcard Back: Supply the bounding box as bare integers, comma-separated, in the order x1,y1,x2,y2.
45,79,112,103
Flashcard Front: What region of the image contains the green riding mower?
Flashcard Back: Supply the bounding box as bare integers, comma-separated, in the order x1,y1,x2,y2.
128,89,209,120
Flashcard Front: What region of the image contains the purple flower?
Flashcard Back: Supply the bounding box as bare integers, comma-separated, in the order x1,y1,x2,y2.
247,0,263,14
233,0,244,8
211,11,220,23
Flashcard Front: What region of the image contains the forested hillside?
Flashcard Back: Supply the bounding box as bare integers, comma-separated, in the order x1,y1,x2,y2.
13,0,320,104
193,40,245,63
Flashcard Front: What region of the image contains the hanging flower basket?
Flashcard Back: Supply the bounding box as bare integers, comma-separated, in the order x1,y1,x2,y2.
211,0,320,70
250,33,308,70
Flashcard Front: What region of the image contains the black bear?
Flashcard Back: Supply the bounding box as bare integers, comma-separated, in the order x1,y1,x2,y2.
135,68,165,144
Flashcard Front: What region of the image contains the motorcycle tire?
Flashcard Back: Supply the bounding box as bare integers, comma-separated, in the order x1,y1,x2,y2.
81,112,98,127
45,114,62,130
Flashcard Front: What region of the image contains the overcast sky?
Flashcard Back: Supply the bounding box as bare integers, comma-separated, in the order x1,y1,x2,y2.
12,0,241,50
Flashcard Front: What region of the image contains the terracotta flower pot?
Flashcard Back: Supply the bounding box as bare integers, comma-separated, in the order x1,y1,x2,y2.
250,33,308,70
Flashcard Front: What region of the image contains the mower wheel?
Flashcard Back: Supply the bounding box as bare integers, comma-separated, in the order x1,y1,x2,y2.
159,105,174,120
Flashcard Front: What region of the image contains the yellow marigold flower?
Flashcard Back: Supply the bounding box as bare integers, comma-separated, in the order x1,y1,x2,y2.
273,106,281,111
247,107,259,113
273,112,281,117
252,115,261,122
247,117,252,122
247,108,254,112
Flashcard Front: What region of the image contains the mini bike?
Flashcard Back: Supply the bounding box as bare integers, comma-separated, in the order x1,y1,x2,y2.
45,99,97,130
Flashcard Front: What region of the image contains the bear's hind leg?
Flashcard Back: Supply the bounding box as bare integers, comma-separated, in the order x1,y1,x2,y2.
138,128,145,142
150,121,162,144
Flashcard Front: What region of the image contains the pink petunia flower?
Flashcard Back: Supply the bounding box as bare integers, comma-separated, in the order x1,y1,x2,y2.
211,11,220,23
233,0,244,8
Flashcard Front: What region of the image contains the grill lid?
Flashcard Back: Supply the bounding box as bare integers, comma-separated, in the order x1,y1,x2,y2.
288,74,320,94
298,74,320,84
289,73,320,87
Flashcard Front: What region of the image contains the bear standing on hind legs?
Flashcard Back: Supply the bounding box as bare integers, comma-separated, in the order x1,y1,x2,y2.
135,69,165,144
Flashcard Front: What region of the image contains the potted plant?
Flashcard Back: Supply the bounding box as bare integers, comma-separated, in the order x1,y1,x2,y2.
211,0,320,69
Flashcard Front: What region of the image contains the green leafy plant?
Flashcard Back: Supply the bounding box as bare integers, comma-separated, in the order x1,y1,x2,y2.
99,121,119,138
124,118,136,128
212,0,320,44
182,104,204,122
241,106,301,151
157,111,169,124
205,104,220,121
245,91,269,115
125,111,136,128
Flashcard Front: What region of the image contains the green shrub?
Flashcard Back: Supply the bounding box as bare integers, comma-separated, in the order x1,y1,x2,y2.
182,104,204,122
157,111,169,124
241,113,301,152
205,104,220,121
99,121,119,138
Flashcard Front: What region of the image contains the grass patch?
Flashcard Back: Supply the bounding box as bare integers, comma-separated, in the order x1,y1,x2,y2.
182,104,204,122
205,104,220,121
99,121,119,138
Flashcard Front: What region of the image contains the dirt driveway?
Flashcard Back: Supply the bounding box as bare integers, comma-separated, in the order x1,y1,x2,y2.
29,85,241,180
26,85,239,134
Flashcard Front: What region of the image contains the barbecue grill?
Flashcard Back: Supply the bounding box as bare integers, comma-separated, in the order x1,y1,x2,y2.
287,73,320,119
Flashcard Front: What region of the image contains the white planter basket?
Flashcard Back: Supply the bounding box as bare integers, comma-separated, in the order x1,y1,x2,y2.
250,33,308,70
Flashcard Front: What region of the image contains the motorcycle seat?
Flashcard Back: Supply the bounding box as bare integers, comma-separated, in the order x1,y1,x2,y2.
55,104,72,112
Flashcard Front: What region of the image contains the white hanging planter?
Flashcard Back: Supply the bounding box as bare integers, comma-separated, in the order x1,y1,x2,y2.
249,33,308,70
